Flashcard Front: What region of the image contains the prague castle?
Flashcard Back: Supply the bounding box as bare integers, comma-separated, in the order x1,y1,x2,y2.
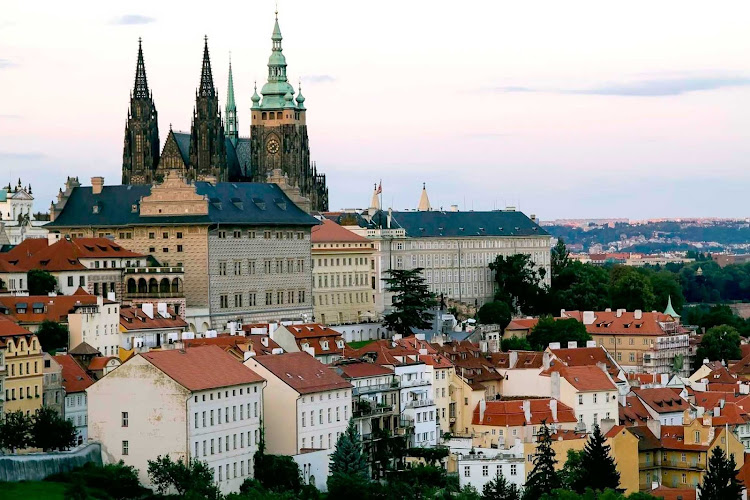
122,13,328,211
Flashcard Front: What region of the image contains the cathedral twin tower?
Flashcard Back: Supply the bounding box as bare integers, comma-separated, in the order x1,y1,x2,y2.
121,14,328,211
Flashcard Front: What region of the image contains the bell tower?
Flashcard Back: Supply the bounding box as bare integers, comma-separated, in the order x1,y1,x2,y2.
250,12,328,211
122,38,160,184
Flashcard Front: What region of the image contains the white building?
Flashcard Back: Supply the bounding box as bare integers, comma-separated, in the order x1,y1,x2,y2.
87,345,265,494
244,352,351,455
548,365,620,432
395,361,439,447
0,180,48,245
457,442,526,493
67,295,121,357
56,354,95,444
118,303,187,351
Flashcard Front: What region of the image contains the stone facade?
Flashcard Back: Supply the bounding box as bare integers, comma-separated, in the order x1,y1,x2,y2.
207,226,313,326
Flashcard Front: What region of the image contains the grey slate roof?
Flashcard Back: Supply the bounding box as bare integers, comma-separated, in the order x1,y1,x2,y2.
171,132,246,180
46,182,319,228
369,210,549,238
172,131,191,166
235,138,252,178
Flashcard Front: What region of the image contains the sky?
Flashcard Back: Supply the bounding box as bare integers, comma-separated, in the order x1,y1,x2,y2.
1,0,749,220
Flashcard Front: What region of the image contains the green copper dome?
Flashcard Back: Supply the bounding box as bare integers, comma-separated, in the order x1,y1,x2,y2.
251,82,261,108
663,295,680,318
259,12,298,110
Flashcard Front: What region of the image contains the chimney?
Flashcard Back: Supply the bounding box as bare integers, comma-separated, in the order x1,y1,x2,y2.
522,400,531,423
586,340,596,348
551,371,561,400
157,302,168,318
542,351,551,370
509,350,518,369
530,214,536,223
616,309,625,318
634,309,642,320
646,418,661,440
582,311,595,325
480,399,486,423
91,176,104,195
261,337,268,347
450,204,458,212
549,342,561,350
549,399,558,421
387,207,392,229
599,417,616,436
567,341,577,349
141,303,154,319
651,481,659,491
714,406,721,418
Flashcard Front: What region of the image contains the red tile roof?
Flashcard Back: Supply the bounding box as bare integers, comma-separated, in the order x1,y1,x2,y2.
604,425,626,438
736,454,750,492
311,219,371,244
420,353,453,368
550,346,620,377
562,310,676,336
650,485,697,500
88,356,116,371
283,324,345,357
119,305,187,331
55,354,95,393
547,365,617,391
634,388,690,414
505,318,539,331
251,352,352,394
550,429,588,441
0,292,110,325
4,237,143,271
729,353,750,376
141,345,264,391
0,238,49,262
472,398,577,427
332,361,394,379
0,315,33,336
712,402,750,426
619,395,652,426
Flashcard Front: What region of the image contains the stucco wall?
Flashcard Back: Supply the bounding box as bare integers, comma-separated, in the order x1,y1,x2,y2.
0,442,101,482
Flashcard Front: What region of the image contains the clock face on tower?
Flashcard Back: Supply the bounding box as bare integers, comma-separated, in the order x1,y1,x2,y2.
266,139,280,154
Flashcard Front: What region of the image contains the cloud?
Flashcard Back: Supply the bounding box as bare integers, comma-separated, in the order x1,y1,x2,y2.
0,152,45,160
302,74,336,84
110,15,155,25
491,73,750,97
0,114,21,120
0,59,18,69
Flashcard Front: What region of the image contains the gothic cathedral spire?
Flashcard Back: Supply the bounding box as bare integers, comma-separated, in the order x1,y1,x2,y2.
122,38,160,185
225,55,238,146
188,36,227,181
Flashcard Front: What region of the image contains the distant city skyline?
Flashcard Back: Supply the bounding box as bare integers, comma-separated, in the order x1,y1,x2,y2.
1,0,749,219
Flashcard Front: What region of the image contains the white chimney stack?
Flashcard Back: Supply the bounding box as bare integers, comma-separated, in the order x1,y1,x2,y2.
522,400,531,423
567,341,577,349
583,311,595,325
157,302,168,318
550,399,558,421
141,303,154,319
634,309,642,320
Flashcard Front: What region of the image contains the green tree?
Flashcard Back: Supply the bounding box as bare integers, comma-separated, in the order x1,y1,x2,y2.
648,270,685,314
36,320,69,352
147,455,220,499
501,336,532,352
523,422,560,500
482,470,521,500
31,406,77,451
477,301,512,330
254,425,303,495
696,325,742,363
47,461,147,499
490,254,547,315
551,238,571,282
558,449,584,490
573,424,620,493
328,419,370,499
28,269,58,295
550,261,610,312
698,447,743,500
382,268,438,336
527,317,591,351
609,269,655,311
0,410,32,452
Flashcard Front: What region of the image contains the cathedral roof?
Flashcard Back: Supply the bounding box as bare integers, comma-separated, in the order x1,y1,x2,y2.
368,209,549,238
168,131,247,180
46,181,319,229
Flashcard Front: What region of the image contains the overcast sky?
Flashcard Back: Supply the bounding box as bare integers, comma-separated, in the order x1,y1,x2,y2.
1,0,749,219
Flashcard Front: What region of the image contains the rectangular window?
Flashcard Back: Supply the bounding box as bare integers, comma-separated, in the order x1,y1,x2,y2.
220,295,228,308
122,412,128,427
122,441,129,456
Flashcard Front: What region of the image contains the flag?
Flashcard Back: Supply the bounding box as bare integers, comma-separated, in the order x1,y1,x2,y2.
376,181,382,195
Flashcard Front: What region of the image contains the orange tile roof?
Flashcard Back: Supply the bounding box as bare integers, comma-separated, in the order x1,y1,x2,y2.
729,353,750,376
562,310,675,336
55,354,95,393
119,305,187,331
545,365,617,391
0,292,110,325
712,402,750,426
472,398,577,426
650,485,697,500
505,318,539,330
141,345,264,391
604,425,626,438
6,237,143,271
0,238,49,262
250,352,352,395
311,219,370,244
635,388,690,414
550,429,588,441
420,353,453,368
550,346,620,377
332,360,394,379
88,356,116,371
619,395,652,426
0,315,33,336
285,324,345,357
736,454,750,491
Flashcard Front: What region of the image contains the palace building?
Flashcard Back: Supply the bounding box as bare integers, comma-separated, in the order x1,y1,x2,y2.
121,13,328,211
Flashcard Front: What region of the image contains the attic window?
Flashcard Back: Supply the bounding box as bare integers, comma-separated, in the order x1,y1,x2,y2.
84,245,95,251
131,204,138,213
92,204,100,214
635,323,642,328
32,303,44,313
97,245,108,251
231,197,243,210
252,198,266,210
16,303,27,313
209,198,222,210
273,198,287,210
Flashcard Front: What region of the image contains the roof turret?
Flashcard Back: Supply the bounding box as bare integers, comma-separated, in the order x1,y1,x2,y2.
198,36,216,98
251,82,261,108
418,183,432,212
260,11,296,109
295,81,306,110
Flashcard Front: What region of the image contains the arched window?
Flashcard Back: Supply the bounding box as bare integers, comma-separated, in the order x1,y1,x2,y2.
262,112,267,120
269,112,275,119
127,279,136,294
137,278,147,294
171,278,181,293
160,278,170,294
148,278,158,294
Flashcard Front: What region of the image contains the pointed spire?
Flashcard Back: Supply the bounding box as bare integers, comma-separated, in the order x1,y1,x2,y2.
418,183,432,211
226,53,236,109
133,37,149,99
259,9,295,109
664,295,680,318
225,53,238,144
296,79,306,110
199,35,216,97
272,7,283,43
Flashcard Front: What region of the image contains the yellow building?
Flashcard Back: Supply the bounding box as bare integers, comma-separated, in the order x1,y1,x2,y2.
0,317,44,415
630,417,744,491
311,219,375,325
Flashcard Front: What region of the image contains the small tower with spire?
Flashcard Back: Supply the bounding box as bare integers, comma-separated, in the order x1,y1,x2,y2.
418,183,432,211
122,38,160,185
188,36,227,181
225,54,238,146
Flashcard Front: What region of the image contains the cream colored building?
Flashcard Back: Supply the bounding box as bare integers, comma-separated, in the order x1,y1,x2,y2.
423,354,454,434
244,352,351,455
0,317,44,415
68,296,121,357
87,345,264,494
311,219,375,325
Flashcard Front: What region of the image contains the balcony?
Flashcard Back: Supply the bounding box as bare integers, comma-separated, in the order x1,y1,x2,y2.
405,399,435,409
123,291,185,299
663,459,705,470
353,404,396,419
124,266,185,274
352,382,399,396
401,379,430,389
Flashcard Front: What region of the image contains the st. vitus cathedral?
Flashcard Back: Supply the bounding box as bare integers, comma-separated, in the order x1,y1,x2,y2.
121,14,328,211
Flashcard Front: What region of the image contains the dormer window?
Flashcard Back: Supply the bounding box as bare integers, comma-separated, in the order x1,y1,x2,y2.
131,204,138,213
